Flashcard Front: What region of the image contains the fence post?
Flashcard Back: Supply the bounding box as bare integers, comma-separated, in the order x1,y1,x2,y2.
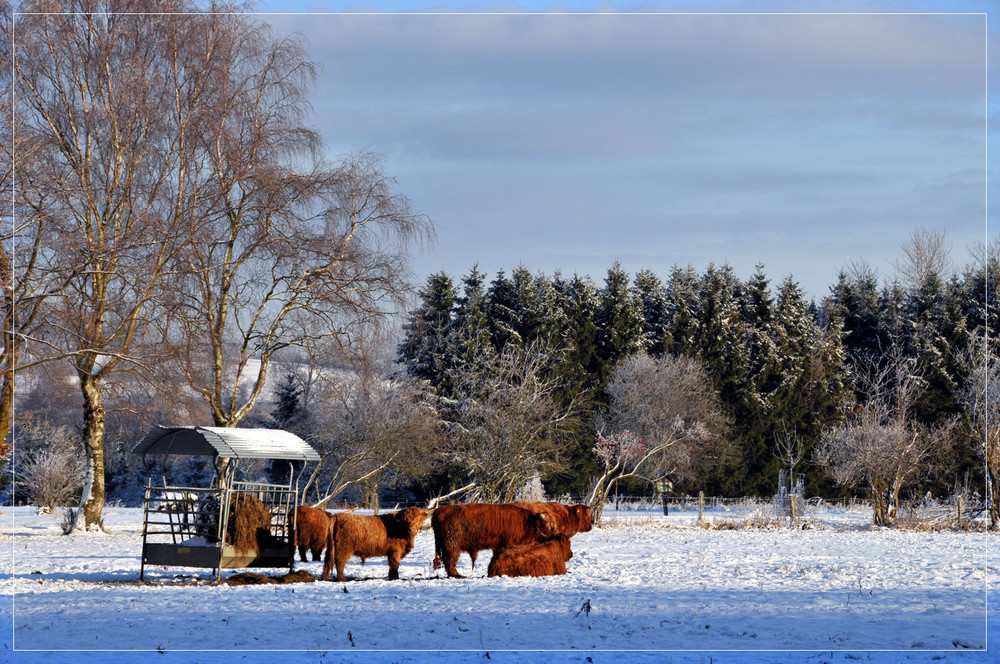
957,495,963,528
698,491,704,525
656,481,670,516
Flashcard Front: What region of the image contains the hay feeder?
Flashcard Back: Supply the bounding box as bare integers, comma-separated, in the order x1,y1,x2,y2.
132,425,320,581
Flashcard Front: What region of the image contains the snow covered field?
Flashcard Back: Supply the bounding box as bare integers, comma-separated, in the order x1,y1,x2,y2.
2,502,997,664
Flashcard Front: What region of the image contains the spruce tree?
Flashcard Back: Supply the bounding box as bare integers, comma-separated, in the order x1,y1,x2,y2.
696,264,745,397
553,273,603,395
633,269,669,356
595,262,647,381
824,264,884,375
905,272,966,424
665,264,701,357
397,271,457,394
693,264,748,493
271,372,302,427
960,241,1000,356
510,265,543,347
487,269,522,351
737,267,783,490
450,266,493,369
546,273,603,496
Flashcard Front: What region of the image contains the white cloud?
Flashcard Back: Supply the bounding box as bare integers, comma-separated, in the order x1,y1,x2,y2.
262,10,988,297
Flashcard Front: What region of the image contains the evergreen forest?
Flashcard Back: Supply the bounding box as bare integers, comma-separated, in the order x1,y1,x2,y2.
396,238,997,514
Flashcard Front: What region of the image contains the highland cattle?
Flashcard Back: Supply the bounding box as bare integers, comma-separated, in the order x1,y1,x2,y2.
487,534,573,578
321,508,430,582
512,501,593,536
431,503,556,578
291,505,331,562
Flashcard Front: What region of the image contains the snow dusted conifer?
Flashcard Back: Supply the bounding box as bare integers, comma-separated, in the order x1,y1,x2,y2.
664,265,701,357
450,266,493,368
960,238,1000,357
398,271,457,394
695,264,744,372
633,269,669,357
271,372,303,427
554,273,602,387
824,263,884,373
596,262,647,379
510,265,543,348
734,267,784,491
905,272,966,424
487,269,522,351
546,273,603,495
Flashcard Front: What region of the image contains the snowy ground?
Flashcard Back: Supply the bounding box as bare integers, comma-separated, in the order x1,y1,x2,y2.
1,502,997,664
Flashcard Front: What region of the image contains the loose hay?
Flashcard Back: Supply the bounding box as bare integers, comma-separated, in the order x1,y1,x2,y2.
223,570,316,586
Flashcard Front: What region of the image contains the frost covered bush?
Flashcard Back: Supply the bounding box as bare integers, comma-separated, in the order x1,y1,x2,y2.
21,447,85,513
4,419,83,508
518,476,546,502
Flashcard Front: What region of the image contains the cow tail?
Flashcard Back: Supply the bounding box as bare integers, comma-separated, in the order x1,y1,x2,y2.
322,516,337,581
431,517,443,571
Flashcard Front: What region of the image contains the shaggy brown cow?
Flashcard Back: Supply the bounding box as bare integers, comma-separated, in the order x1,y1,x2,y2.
431,503,556,578
291,506,331,562
321,508,430,582
487,534,573,578
512,502,593,537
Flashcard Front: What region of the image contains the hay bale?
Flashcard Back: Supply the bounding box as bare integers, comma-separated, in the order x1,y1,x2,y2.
226,494,273,556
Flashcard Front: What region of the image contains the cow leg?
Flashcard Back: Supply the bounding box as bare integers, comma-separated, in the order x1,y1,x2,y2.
335,548,351,583
468,549,478,570
298,545,308,563
388,551,402,580
444,548,464,579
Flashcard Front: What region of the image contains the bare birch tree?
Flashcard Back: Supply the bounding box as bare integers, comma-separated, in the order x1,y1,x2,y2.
162,12,430,429
815,348,951,526
892,227,953,288
962,346,999,528
298,371,441,508
443,343,578,503
589,352,727,526
12,3,217,531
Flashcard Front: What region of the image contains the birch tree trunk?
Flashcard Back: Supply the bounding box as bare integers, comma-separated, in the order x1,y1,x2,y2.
66,373,107,532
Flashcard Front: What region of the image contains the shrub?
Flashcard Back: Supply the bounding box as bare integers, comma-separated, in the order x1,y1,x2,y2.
21,447,85,513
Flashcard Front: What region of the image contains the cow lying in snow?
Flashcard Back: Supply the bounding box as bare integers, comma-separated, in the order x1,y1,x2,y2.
431,503,556,578
488,534,573,578
291,505,331,562
321,508,430,582
512,501,593,537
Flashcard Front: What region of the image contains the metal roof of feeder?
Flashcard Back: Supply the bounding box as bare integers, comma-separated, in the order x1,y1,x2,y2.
132,425,320,461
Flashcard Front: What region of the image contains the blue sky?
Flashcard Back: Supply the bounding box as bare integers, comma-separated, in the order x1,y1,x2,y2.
258,1,995,299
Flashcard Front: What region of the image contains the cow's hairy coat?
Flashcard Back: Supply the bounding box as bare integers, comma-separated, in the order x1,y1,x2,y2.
431,503,556,578
322,508,430,582
488,534,573,578
292,506,331,562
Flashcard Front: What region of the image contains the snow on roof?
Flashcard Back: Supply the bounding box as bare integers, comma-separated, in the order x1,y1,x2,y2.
131,425,320,461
